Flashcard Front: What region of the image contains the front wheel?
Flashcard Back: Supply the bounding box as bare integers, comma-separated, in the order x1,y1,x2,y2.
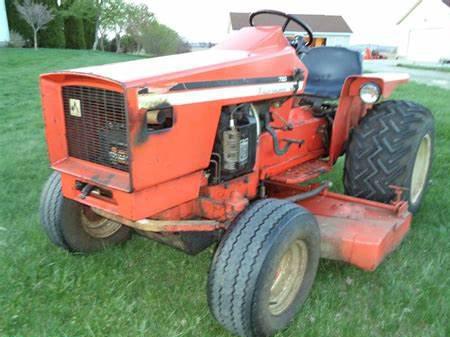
39,171,131,253
344,100,434,213
207,199,320,337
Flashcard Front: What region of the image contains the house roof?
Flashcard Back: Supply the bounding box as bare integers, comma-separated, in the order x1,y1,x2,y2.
230,12,352,34
397,0,423,25
397,0,450,25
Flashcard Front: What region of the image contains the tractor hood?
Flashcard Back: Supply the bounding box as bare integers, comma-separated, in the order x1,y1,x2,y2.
42,27,306,90
39,26,309,210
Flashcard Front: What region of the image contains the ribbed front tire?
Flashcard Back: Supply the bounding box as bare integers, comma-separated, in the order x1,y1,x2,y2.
207,199,320,337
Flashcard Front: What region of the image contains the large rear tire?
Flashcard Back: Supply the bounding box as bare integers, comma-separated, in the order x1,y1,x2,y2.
39,171,131,253
207,199,320,337
344,100,434,213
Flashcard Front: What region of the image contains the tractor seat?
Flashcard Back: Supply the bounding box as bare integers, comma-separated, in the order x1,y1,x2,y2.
301,47,362,99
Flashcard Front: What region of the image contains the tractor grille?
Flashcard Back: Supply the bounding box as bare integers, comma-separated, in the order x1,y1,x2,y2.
62,86,129,172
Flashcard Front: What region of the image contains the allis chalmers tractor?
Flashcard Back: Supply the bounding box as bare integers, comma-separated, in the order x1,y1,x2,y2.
39,10,434,337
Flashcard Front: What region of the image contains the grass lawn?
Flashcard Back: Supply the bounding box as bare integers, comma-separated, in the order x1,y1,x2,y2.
0,48,449,337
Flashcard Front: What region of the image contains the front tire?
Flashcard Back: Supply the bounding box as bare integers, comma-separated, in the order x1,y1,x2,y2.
39,171,131,253
344,100,434,213
207,199,320,337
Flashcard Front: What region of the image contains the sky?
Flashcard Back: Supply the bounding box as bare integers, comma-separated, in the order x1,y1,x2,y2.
129,0,423,45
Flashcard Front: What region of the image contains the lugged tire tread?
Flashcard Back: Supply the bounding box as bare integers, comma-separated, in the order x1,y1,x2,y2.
344,100,433,204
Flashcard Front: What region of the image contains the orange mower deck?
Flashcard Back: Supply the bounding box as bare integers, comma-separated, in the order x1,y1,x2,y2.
266,182,411,271
299,191,411,271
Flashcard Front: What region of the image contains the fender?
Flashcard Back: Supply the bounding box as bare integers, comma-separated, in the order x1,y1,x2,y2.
328,72,410,163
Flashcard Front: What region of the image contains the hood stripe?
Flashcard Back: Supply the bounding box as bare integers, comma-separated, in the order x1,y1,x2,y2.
168,75,297,91
138,81,303,108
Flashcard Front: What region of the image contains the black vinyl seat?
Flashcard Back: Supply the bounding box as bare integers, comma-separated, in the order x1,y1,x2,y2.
301,47,363,99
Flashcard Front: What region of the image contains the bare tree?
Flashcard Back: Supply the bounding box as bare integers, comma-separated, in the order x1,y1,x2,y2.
15,0,54,50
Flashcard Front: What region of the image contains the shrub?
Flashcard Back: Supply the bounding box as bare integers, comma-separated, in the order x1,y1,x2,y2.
38,0,65,48
64,16,86,49
39,12,65,48
8,30,26,48
83,18,96,49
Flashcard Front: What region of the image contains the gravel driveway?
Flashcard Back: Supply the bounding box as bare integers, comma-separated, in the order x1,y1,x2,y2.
364,60,450,90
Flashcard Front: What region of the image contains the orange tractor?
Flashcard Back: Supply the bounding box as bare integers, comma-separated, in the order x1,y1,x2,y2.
39,10,434,337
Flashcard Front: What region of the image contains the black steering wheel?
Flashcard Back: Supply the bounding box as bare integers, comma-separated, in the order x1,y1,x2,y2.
249,10,314,47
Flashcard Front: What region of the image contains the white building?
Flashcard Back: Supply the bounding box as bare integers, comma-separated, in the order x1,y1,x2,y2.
229,12,353,47
397,0,450,63
0,0,10,46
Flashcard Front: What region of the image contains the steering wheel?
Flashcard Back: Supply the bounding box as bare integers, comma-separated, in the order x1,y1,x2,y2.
249,10,314,47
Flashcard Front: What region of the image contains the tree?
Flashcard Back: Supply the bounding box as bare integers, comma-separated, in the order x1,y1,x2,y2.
64,15,86,49
64,0,99,49
15,0,54,49
125,3,155,53
139,22,189,56
100,0,129,52
91,0,105,50
39,12,65,48
38,0,65,48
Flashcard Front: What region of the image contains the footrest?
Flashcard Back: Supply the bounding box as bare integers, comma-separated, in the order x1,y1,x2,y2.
268,160,331,185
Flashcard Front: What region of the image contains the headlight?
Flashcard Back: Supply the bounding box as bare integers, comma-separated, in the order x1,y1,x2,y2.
360,82,381,104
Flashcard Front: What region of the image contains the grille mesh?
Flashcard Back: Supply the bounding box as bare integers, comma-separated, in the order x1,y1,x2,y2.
62,86,129,172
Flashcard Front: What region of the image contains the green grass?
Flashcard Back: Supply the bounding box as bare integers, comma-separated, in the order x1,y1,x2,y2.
397,63,450,73
0,48,449,337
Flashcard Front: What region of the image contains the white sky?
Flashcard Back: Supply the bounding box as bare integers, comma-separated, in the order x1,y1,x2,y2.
129,0,423,45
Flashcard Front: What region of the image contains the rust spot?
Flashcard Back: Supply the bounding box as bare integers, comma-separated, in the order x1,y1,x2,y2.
90,173,116,186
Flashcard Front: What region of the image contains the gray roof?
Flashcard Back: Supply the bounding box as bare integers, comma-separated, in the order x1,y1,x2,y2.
230,12,353,34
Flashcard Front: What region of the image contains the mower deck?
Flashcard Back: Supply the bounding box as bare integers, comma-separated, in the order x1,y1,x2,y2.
298,191,411,271
266,182,411,271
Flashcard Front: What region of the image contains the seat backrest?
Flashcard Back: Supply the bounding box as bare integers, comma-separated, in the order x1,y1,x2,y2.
301,47,362,98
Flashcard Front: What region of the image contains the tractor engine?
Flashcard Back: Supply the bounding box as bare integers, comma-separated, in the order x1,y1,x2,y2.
209,104,258,184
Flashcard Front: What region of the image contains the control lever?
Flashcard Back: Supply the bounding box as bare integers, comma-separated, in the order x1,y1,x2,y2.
79,184,95,200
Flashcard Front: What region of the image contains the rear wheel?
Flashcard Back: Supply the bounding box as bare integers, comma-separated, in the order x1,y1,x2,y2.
344,100,434,213
207,199,320,337
39,171,131,252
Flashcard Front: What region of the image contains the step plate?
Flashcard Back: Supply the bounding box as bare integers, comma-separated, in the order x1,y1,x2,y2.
298,191,412,271
269,160,330,185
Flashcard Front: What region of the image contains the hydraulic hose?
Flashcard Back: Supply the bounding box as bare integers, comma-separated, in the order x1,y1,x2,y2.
285,181,331,203
264,110,292,156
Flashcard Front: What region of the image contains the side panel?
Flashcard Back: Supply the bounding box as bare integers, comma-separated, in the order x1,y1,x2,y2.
127,96,223,191
258,105,327,178
127,49,308,191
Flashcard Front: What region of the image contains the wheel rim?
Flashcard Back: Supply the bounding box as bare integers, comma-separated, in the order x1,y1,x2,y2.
269,239,308,316
80,206,122,239
410,134,432,204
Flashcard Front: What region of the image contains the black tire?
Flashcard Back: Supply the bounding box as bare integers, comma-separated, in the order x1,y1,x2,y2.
207,199,320,337
39,171,131,253
344,100,434,213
